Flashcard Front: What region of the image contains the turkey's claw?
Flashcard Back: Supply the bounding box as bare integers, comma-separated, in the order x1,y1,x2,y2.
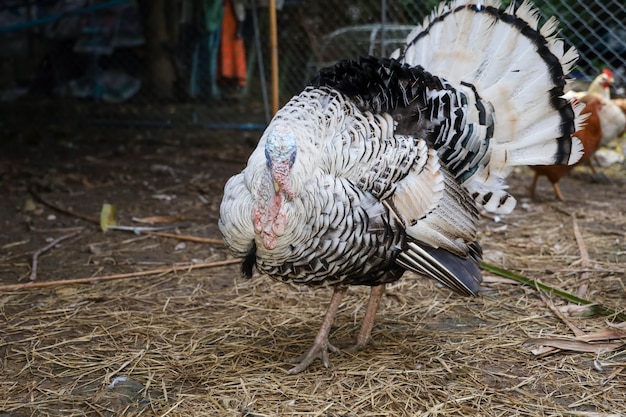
285,286,346,374
286,340,341,374
344,339,373,354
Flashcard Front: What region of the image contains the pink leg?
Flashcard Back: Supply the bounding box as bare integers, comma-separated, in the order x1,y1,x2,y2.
351,284,385,350
287,286,347,374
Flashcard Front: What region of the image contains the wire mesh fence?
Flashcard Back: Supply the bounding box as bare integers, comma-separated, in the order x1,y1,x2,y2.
0,0,624,133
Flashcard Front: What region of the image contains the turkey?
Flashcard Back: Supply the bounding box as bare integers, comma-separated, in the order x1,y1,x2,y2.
219,0,585,374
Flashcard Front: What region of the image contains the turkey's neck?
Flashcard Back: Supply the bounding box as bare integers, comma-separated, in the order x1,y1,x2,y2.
272,162,294,199
253,184,288,250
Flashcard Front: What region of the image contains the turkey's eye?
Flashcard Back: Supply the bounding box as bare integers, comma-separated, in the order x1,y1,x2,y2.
265,148,273,169
289,148,297,167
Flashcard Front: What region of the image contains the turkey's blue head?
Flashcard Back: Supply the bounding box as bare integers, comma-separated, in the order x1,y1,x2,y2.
265,124,297,200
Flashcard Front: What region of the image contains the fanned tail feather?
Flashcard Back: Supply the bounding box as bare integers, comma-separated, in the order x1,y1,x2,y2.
392,0,584,214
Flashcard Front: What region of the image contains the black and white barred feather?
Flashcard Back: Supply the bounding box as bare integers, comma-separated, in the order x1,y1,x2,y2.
219,0,584,296
392,0,585,212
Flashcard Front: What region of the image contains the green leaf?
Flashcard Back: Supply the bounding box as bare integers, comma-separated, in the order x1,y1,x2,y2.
481,261,626,322
100,203,118,232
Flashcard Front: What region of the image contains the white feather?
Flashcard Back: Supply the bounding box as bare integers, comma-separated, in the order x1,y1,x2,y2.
394,0,583,213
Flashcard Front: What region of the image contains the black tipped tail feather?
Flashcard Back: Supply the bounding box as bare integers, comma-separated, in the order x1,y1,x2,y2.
396,241,483,296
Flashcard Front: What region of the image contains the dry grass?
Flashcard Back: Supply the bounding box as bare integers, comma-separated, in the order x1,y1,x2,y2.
2,210,626,417
1,137,625,416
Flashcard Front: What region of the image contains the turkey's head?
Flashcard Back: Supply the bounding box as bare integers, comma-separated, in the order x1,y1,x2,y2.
252,124,297,250
265,124,297,200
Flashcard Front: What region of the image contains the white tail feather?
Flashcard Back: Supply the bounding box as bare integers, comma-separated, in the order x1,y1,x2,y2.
394,0,583,213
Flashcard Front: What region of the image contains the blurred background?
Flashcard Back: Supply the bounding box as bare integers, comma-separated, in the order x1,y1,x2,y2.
0,0,624,133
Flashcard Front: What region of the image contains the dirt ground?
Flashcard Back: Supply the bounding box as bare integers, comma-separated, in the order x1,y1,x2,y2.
1,126,625,416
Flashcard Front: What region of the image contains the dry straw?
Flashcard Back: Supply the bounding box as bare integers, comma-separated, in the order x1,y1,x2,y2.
1,167,625,416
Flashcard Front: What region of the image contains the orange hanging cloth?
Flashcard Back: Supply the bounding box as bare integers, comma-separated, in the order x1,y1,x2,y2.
219,0,247,87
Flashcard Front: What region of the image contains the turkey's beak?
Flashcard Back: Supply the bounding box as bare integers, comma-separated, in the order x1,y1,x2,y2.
273,179,281,194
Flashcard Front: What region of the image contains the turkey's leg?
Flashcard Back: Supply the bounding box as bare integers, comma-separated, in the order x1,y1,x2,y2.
287,286,346,374
350,284,385,351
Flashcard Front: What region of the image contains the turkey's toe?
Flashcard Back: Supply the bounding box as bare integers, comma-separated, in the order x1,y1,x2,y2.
345,338,374,353
286,341,341,374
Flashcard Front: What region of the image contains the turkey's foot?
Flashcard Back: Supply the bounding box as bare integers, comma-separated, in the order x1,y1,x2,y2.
286,286,347,374
345,339,374,353
287,339,341,374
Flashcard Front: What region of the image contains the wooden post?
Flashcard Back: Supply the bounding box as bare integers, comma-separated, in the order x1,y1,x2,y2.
268,0,279,115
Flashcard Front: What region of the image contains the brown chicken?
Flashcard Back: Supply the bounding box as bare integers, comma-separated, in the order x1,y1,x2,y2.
565,69,626,149
529,96,604,201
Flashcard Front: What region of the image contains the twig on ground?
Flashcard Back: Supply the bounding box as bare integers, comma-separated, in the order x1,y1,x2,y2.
2,259,240,291
571,214,590,298
106,224,185,233
601,366,626,386
549,203,572,217
29,188,224,245
29,187,99,225
537,291,586,337
29,231,82,281
526,291,626,356
105,225,224,245
141,231,224,245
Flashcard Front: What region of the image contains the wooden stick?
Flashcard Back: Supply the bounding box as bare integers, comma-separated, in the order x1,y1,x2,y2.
571,214,590,298
29,187,99,225
30,231,82,281
29,187,224,245
268,0,279,115
601,366,625,386
0,259,240,292
571,214,590,267
538,290,586,338
141,230,224,245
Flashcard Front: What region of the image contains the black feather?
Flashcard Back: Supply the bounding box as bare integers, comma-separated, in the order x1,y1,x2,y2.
309,56,439,118
422,244,483,295
242,243,257,279
309,57,493,186
398,241,483,296
397,2,577,165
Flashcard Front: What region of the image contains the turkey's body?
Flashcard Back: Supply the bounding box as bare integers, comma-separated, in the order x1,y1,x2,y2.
231,88,408,288
218,0,585,373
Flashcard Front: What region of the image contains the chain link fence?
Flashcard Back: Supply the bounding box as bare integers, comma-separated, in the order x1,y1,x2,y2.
0,0,624,133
